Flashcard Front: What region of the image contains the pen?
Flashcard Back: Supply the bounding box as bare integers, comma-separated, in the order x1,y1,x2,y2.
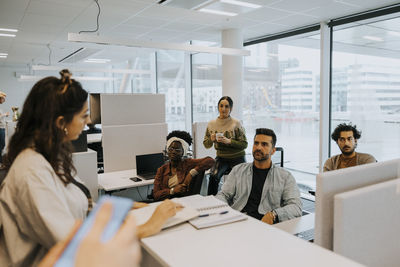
199,210,229,217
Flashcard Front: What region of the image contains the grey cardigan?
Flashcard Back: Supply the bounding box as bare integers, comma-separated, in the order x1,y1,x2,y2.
216,162,302,222
323,152,376,172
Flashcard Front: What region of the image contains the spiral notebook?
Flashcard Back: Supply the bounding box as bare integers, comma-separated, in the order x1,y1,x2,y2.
179,195,247,229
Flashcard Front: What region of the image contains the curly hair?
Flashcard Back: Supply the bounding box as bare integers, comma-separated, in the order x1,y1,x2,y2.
331,123,361,142
166,130,193,146
4,70,88,185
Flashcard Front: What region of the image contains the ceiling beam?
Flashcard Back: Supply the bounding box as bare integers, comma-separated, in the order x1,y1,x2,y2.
68,33,250,56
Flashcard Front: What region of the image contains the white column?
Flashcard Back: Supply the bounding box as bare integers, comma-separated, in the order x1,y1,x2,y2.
222,29,243,120
319,22,331,172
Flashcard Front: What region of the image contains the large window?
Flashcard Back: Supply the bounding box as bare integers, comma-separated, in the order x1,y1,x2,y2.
243,33,320,190
192,53,222,123
157,50,187,131
331,15,400,161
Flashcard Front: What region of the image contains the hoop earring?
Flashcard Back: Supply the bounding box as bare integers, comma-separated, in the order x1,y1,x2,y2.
64,128,68,135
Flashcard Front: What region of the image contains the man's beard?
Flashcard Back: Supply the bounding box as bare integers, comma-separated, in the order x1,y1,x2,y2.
253,150,270,162
340,146,355,156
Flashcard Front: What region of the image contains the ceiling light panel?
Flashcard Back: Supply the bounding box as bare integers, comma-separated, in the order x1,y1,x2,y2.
201,1,255,15
0,28,18,32
220,0,261,9
199,8,238,16
159,0,213,10
0,33,16,37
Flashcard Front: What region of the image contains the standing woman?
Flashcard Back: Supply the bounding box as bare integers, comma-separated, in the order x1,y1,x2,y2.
0,91,9,164
203,96,248,195
0,70,180,266
153,130,215,201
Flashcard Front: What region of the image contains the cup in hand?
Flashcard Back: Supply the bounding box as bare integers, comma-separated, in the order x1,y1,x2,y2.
216,132,224,141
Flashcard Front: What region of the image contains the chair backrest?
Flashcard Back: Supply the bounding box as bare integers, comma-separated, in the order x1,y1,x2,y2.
272,147,284,167
187,170,206,195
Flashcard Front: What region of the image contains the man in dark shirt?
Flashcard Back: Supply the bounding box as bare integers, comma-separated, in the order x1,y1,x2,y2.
216,128,302,224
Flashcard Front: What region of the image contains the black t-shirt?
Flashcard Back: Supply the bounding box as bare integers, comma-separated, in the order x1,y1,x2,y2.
242,165,270,220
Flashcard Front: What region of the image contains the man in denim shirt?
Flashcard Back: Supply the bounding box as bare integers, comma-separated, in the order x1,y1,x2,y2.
216,128,302,224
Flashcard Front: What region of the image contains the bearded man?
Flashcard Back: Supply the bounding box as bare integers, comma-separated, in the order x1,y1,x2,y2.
323,123,376,172
216,128,302,224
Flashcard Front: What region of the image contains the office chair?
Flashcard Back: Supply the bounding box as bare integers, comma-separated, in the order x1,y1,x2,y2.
272,147,284,167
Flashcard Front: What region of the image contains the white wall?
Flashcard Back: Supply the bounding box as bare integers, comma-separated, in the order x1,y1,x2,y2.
0,66,33,113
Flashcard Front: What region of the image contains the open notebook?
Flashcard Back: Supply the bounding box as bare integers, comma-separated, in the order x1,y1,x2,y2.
179,195,247,229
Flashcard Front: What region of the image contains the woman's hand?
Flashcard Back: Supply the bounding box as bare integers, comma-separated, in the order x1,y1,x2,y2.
137,199,183,238
39,202,141,267
210,133,216,142
132,202,149,209
216,136,231,145
173,184,187,194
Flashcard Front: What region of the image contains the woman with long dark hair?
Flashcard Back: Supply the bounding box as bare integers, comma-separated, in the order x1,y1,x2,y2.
203,96,248,195
0,70,180,266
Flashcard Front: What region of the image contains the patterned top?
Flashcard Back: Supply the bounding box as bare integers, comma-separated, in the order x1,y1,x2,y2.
203,116,247,159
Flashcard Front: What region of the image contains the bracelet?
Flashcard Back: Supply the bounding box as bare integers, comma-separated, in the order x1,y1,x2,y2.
272,210,279,224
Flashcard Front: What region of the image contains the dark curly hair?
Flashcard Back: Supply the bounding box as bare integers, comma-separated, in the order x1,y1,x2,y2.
166,130,192,146
331,123,361,142
4,69,88,185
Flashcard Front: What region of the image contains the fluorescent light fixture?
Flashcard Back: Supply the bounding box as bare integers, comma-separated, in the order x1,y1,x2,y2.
267,53,278,57
85,58,111,62
68,33,250,56
18,75,43,81
0,53,8,56
0,55,7,59
32,65,151,75
0,28,18,32
199,8,238,16
84,58,111,63
18,75,116,82
362,35,383,42
0,33,16,37
220,0,261,8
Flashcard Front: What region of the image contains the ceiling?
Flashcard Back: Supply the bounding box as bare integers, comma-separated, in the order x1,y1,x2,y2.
0,0,399,67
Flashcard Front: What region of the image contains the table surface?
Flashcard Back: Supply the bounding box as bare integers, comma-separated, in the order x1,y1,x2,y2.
273,213,315,235
140,198,363,267
98,169,154,191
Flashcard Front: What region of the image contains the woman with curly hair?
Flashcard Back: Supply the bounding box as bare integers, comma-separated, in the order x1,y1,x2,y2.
0,70,181,266
153,130,215,201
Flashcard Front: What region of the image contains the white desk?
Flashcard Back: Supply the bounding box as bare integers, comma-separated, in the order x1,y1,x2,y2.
98,169,154,194
140,212,363,267
274,213,315,235
87,133,102,144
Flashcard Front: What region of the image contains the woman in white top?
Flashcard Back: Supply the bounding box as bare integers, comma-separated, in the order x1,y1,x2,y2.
0,70,180,267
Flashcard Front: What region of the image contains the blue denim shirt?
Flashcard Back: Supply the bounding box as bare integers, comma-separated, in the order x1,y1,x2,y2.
216,162,302,222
